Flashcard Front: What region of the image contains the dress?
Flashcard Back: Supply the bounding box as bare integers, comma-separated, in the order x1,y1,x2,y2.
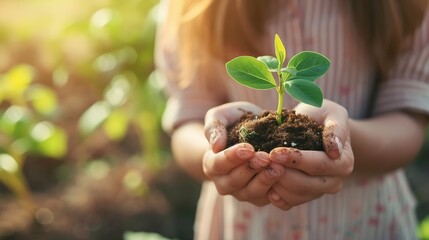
156,0,429,239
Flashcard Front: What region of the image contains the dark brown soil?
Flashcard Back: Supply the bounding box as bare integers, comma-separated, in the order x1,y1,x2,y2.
227,110,324,152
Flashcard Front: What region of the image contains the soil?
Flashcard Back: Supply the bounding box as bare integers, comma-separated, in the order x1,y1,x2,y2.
227,109,324,152
0,159,200,240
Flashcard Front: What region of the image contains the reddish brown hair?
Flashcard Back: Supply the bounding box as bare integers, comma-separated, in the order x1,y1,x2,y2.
349,0,428,78
162,0,428,85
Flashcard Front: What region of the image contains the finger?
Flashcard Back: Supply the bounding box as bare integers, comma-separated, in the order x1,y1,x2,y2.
236,162,284,200
204,102,262,153
270,147,353,177
268,186,323,211
295,100,348,159
268,190,291,210
275,168,343,195
214,151,271,195
323,119,346,160
268,168,329,209
205,119,228,153
203,143,255,178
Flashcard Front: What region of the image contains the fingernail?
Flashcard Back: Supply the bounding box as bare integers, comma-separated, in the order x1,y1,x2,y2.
270,191,281,201
209,129,219,146
236,147,254,160
334,136,343,158
265,165,281,178
249,154,270,169
270,149,288,163
335,136,343,156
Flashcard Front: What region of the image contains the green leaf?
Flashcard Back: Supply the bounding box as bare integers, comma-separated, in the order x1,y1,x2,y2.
274,34,286,68
103,109,129,141
256,56,279,71
287,51,330,81
420,215,429,239
123,231,172,240
284,79,323,107
30,121,67,158
27,85,58,116
0,64,34,103
0,154,19,174
78,101,111,135
280,67,297,81
0,154,31,204
226,56,277,90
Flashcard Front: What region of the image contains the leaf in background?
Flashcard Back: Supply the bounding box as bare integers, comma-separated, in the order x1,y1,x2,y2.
287,51,330,81
420,215,429,240
0,64,34,103
123,231,171,240
0,153,33,211
27,85,58,116
284,79,323,107
226,56,276,90
30,121,67,158
0,153,19,174
123,169,148,196
78,101,111,136
274,34,286,68
0,106,29,136
104,74,131,107
103,109,129,141
256,56,279,71
52,66,69,87
84,159,111,180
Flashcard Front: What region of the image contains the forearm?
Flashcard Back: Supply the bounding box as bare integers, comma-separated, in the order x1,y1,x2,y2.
350,111,428,176
171,121,209,181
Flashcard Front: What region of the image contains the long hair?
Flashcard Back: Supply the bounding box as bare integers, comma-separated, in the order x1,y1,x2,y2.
161,0,428,86
349,0,428,78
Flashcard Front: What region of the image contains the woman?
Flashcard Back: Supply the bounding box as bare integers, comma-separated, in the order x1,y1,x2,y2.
156,0,429,239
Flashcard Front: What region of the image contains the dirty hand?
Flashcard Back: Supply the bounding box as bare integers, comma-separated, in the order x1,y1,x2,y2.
267,99,354,210
203,101,284,206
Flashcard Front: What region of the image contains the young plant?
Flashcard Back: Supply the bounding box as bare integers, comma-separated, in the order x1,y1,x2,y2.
225,34,330,124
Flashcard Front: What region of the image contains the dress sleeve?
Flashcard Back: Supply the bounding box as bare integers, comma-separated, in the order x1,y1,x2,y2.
373,10,429,116
154,1,226,134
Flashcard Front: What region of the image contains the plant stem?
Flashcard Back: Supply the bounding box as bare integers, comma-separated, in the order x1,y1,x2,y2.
276,72,284,125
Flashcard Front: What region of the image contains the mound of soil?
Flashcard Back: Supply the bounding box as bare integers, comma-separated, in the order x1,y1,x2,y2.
227,110,323,152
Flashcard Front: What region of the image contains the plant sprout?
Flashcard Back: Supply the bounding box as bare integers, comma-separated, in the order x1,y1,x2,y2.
225,34,330,124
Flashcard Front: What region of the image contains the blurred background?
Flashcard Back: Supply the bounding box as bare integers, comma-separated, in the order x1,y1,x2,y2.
0,0,428,240
0,0,200,239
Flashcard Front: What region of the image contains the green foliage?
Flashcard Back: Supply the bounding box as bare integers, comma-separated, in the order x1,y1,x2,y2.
0,65,66,158
226,34,330,124
124,231,176,240
420,215,429,239
0,64,63,209
0,0,164,209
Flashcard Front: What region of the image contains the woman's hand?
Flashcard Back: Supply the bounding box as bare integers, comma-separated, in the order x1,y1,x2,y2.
203,102,285,206
267,99,354,210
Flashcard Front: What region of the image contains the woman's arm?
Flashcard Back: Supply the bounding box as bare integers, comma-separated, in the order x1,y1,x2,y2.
350,111,428,176
171,121,208,180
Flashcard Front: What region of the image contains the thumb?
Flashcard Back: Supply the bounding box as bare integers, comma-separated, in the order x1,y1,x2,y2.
205,120,228,153
323,119,345,159
204,102,263,153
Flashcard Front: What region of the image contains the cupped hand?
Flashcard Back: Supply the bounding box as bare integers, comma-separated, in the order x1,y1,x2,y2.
203,102,285,206
267,99,354,210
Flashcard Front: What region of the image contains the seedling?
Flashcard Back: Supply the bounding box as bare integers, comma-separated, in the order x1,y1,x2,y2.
226,34,330,125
